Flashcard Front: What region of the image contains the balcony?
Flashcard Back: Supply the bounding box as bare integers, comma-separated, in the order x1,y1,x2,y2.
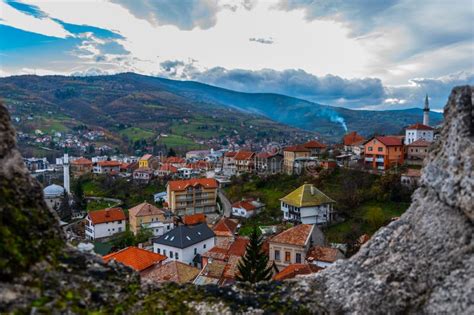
365,157,373,162
375,157,384,163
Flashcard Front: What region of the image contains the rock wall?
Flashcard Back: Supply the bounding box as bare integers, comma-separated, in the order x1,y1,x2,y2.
0,86,472,314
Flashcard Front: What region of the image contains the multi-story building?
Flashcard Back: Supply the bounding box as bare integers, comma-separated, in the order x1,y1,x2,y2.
85,208,126,240
138,154,153,168
280,184,336,225
93,160,121,174
223,152,237,176
128,201,173,236
303,140,327,156
23,157,50,173
405,123,434,145
234,151,255,175
342,132,366,153
133,167,154,183
364,136,404,170
269,224,325,269
255,152,283,175
283,145,311,175
167,178,219,216
71,157,93,177
406,139,431,166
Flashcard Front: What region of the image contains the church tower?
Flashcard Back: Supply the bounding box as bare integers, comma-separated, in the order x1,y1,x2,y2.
423,94,430,126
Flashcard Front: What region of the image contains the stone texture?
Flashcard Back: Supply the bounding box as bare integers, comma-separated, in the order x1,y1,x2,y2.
0,86,472,314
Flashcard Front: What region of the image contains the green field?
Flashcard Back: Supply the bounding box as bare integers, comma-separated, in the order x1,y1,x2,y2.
158,134,203,149
119,127,155,141
86,199,120,211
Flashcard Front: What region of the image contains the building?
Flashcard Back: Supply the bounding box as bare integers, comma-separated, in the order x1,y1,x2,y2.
141,260,200,284
283,145,311,175
303,140,327,156
138,154,153,168
93,160,121,174
234,151,255,175
23,157,50,173
231,199,265,218
406,139,431,165
364,136,404,170
305,246,345,268
157,163,178,177
212,217,239,246
223,152,237,176
280,184,336,225
153,222,215,267
269,224,325,268
43,184,65,210
405,123,434,145
255,152,283,175
133,167,154,183
85,208,126,240
103,246,166,274
128,201,173,236
273,263,322,281
71,157,93,177
163,157,186,168
167,178,219,216
342,132,365,152
401,168,422,187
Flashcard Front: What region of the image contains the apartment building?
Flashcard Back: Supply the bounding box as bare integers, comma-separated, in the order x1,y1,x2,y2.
167,178,219,216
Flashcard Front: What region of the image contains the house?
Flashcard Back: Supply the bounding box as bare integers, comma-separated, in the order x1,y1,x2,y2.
93,160,121,174
138,154,153,168
364,136,404,170
404,123,434,145
71,157,92,177
306,246,345,268
269,224,325,268
167,178,219,216
153,222,215,267
183,213,207,225
157,163,178,177
273,263,322,281
141,260,200,284
304,140,327,156
343,132,365,152
103,246,166,274
85,208,126,240
212,217,239,246
255,152,283,175
406,139,431,166
153,191,167,203
283,145,311,175
280,184,336,225
401,168,422,187
163,157,186,168
231,199,265,218
223,151,237,176
133,167,154,183
234,151,255,175
128,201,173,236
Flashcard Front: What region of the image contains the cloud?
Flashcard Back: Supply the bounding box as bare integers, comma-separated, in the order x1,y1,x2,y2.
249,37,274,44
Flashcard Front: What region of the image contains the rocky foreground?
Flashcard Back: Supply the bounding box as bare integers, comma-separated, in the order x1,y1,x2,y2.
0,86,472,314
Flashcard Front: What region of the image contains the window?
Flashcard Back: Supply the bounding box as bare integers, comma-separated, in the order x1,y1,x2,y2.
368,147,373,151
167,225,171,230
194,248,197,255
285,252,291,262
377,147,383,152
170,251,174,258
274,250,280,261
175,252,179,260
203,244,206,249
118,227,122,232
296,253,302,263
163,250,167,256
157,248,160,254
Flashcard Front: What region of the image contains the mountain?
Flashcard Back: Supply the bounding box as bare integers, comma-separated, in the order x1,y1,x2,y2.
0,73,442,149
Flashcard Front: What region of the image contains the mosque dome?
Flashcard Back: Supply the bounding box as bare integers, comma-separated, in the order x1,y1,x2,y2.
43,184,65,198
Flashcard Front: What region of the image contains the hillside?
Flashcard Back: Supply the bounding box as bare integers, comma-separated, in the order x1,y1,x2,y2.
0,73,443,151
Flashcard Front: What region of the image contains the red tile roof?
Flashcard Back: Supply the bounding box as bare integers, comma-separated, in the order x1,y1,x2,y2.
343,132,365,146
284,145,310,152
304,140,327,149
224,151,237,157
160,163,178,173
183,213,206,225
270,224,314,246
168,178,218,191
129,202,164,218
406,123,434,130
141,260,200,283
88,208,126,225
164,157,185,164
273,264,322,281
97,160,121,167
72,157,92,165
227,237,249,256
234,151,255,161
256,152,272,159
213,218,239,237
407,139,431,147
375,136,403,146
232,200,257,212
306,246,344,263
103,246,166,272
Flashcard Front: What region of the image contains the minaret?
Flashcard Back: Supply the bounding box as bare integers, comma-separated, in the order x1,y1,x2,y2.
63,153,70,194
423,94,430,126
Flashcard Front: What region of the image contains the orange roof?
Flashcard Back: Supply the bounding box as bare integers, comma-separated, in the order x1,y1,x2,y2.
232,200,257,212
270,224,313,246
129,202,164,218
304,140,327,149
168,178,218,191
160,163,178,173
141,260,200,283
406,123,434,130
234,151,254,161
164,157,185,164
72,157,92,165
183,213,206,225
103,246,166,272
407,139,431,147
273,264,322,281
374,136,403,146
140,154,153,161
284,145,310,152
227,237,249,256
224,151,237,157
97,160,121,167
88,208,126,225
306,246,344,263
213,218,239,237
343,132,365,146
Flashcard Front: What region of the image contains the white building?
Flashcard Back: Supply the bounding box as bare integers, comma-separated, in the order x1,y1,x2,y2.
280,184,336,225
231,199,265,218
153,223,215,267
405,123,434,145
85,208,126,240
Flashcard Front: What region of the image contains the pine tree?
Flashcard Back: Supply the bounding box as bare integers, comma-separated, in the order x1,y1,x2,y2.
236,226,273,283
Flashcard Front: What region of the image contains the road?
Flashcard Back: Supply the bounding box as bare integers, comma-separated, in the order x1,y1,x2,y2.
218,190,232,217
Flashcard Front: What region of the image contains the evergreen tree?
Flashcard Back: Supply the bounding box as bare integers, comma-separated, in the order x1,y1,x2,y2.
57,191,72,222
236,226,272,283
167,147,176,157
72,178,87,211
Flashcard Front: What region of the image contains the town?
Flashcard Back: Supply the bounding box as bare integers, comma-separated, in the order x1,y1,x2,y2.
25,98,438,285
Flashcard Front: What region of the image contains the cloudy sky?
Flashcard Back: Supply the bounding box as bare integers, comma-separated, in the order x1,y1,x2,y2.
0,0,473,110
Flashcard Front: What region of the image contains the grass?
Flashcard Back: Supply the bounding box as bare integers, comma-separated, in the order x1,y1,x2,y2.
158,134,203,149
119,127,155,142
86,199,120,211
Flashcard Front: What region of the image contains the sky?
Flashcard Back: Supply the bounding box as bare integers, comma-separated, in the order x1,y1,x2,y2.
0,0,473,111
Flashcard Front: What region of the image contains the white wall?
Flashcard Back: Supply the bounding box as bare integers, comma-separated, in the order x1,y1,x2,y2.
153,237,215,266
405,129,434,145
232,206,253,218
85,217,125,239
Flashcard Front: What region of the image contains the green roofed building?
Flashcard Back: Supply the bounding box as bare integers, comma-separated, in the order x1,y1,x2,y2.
280,184,336,225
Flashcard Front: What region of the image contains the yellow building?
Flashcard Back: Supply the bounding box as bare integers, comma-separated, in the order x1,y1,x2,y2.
167,178,219,216
129,201,169,235
138,154,153,169
283,145,311,174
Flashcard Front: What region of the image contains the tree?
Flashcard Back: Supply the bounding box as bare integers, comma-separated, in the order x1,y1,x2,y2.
57,191,72,221
236,226,272,283
167,147,176,157
72,178,86,211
